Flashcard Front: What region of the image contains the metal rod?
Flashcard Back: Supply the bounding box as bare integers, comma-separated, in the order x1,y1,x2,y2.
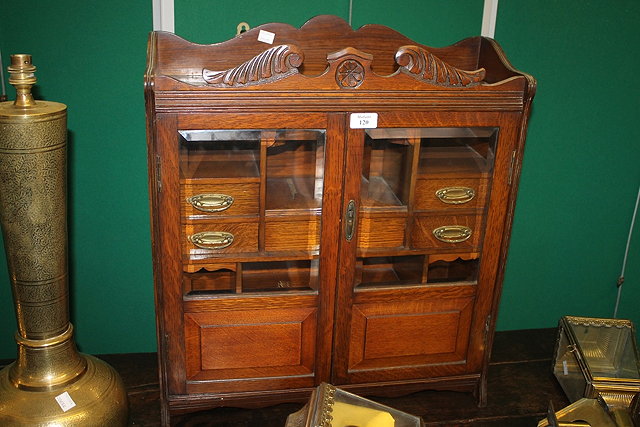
614,183,640,318
0,48,7,101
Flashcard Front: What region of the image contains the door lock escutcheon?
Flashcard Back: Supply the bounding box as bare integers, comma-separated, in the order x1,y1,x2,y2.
344,199,356,241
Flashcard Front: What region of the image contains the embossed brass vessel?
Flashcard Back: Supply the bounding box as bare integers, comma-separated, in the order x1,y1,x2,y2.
0,54,128,425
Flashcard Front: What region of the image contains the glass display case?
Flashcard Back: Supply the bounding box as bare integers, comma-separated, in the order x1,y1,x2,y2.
553,316,640,408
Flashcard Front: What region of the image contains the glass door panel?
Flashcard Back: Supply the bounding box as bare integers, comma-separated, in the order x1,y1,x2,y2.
178,129,325,297
355,127,497,290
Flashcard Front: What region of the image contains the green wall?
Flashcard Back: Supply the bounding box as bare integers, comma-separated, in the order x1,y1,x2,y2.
0,1,638,360
495,0,640,332
0,1,154,358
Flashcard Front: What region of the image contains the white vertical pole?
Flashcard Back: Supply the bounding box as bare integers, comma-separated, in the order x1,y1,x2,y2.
481,0,499,38
0,49,6,100
153,0,175,32
614,184,640,318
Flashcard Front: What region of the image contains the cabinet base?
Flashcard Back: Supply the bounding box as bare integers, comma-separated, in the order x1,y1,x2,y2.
164,374,482,419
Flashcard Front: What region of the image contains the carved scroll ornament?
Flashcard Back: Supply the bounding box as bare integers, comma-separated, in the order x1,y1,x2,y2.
203,44,303,87
395,45,485,87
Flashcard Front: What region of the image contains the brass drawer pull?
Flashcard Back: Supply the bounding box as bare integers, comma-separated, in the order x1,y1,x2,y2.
187,194,234,212
435,187,475,204
188,231,234,249
433,226,472,243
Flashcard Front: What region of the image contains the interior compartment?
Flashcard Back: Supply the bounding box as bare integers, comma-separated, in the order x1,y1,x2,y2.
184,265,238,295
426,253,479,284
183,259,319,295
242,259,319,292
179,130,261,182
417,128,498,177
355,255,425,288
266,130,325,211
361,135,414,208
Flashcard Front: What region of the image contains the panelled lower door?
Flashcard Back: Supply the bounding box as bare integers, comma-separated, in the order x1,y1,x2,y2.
157,113,344,396
332,111,517,385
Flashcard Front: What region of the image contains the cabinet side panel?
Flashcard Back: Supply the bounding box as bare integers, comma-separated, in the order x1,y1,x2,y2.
154,114,188,395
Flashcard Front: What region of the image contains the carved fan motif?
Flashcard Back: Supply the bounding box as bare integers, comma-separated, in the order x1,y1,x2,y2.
203,44,303,87
395,45,485,87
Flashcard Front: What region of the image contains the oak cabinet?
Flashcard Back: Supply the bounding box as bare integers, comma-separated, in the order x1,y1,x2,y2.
145,15,535,423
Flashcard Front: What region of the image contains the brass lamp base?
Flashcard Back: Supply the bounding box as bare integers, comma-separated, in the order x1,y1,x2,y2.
0,54,128,425
0,354,128,426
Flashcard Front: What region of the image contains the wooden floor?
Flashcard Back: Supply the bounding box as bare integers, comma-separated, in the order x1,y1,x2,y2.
1,328,570,426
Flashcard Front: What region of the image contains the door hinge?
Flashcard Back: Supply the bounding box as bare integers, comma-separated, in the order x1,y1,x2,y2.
508,150,517,185
483,314,492,348
155,154,162,193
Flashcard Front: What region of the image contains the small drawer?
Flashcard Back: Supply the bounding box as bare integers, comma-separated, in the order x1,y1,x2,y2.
414,178,488,211
181,182,259,219
184,221,258,256
410,214,483,249
357,211,407,249
265,215,320,252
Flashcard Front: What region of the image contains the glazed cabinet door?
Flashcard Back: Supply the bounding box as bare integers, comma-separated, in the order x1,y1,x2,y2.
332,111,520,386
153,113,345,397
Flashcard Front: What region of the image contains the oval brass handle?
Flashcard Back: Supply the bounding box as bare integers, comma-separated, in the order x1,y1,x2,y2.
433,226,472,243
435,187,475,205
187,194,234,213
188,231,234,250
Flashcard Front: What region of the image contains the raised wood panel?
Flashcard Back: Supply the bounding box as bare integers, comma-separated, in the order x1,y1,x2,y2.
363,312,460,358
184,306,317,387
201,323,301,370
346,294,474,376
181,182,260,220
